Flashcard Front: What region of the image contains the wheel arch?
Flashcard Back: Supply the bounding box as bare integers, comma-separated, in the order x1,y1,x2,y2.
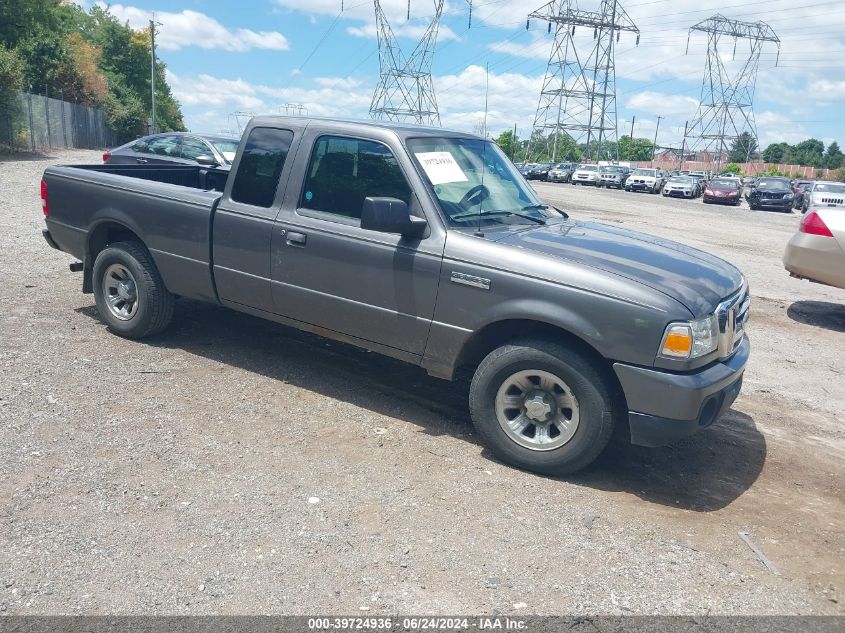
83,219,145,293
453,318,624,398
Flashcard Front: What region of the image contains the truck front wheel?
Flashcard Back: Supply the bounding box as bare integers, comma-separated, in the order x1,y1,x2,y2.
469,338,619,475
92,241,174,339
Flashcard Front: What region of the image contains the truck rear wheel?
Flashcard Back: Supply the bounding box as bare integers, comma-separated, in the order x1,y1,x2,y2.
469,338,618,475
92,241,174,339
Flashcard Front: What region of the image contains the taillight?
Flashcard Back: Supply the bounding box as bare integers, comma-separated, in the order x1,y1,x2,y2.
40,179,49,217
800,211,833,237
102,151,111,163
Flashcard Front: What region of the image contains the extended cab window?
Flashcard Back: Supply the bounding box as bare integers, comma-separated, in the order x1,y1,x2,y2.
231,127,294,208
300,136,411,220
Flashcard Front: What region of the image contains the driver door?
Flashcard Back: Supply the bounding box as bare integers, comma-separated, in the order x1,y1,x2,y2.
270,132,445,357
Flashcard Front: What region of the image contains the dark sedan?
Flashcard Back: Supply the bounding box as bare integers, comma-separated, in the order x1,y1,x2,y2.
527,162,555,181
703,178,742,205
747,177,794,212
103,132,240,168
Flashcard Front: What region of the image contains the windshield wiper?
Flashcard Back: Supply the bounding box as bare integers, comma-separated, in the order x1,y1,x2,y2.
452,209,546,225
522,203,569,219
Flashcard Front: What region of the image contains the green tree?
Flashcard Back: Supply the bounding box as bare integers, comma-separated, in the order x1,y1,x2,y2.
728,132,757,163
722,163,742,175
824,141,843,169
0,44,25,147
762,142,790,164
495,129,516,159
617,135,655,161
791,138,825,167
0,0,184,142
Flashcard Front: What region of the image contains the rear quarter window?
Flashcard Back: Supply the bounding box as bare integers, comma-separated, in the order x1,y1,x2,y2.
230,127,294,208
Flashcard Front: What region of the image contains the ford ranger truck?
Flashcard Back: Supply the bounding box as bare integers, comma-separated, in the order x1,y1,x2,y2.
41,117,750,475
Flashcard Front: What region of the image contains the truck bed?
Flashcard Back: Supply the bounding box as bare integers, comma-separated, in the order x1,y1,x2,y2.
61,163,229,192
42,164,225,303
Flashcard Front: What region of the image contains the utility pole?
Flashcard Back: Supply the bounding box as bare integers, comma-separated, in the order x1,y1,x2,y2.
652,115,663,164
679,120,688,170
149,17,158,133
628,116,635,160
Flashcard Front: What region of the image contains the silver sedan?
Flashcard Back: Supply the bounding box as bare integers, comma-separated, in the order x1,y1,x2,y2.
783,206,845,289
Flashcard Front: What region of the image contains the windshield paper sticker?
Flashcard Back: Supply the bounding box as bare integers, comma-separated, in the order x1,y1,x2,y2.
415,152,468,185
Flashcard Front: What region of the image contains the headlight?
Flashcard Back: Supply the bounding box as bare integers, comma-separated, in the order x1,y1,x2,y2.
704,189,713,195
659,315,719,359
784,193,794,199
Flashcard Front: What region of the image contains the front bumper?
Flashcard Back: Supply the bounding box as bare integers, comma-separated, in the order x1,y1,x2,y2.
628,181,656,190
704,193,740,204
613,335,750,447
753,197,793,210
665,188,693,197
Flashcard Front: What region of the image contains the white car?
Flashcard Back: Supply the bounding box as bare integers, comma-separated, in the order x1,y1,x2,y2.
625,168,664,193
802,181,845,212
662,176,699,198
571,164,600,185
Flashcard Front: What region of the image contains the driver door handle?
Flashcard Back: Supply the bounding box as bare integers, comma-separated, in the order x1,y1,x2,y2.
285,231,307,247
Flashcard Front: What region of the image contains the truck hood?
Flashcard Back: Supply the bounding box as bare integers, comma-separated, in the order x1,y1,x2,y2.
492,220,743,316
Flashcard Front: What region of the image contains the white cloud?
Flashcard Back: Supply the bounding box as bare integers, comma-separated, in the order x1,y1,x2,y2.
346,22,459,41
625,92,699,119
807,79,845,105
100,3,289,52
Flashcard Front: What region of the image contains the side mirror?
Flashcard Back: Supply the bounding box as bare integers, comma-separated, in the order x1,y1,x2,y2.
196,155,219,166
361,197,427,237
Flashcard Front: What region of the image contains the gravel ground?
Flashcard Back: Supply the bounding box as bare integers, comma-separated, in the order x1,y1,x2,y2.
0,150,843,615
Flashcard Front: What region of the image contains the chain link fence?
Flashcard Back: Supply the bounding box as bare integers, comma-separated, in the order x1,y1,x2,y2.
1,91,118,153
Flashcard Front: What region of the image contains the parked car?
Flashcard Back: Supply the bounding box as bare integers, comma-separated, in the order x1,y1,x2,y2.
703,178,742,206
517,163,536,178
598,165,630,189
662,175,700,198
747,177,794,212
104,132,239,168
571,164,601,185
783,207,845,289
801,181,845,213
41,116,750,476
688,172,709,190
527,162,555,181
792,180,814,210
625,168,664,193
547,163,575,183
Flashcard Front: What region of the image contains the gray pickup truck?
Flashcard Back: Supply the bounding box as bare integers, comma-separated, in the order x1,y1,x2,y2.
41,116,750,475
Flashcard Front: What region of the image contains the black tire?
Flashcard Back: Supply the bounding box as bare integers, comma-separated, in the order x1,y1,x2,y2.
92,241,174,339
469,338,620,475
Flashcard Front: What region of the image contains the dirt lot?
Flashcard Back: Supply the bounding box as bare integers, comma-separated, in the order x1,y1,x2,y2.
1,150,843,615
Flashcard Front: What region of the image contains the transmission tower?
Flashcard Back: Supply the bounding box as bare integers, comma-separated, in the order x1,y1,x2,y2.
370,0,445,126
683,14,780,169
526,0,638,163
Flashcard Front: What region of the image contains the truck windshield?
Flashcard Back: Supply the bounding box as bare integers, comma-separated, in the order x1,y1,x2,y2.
408,137,561,227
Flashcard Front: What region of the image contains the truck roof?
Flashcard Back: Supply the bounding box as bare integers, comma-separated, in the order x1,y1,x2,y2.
248,115,483,141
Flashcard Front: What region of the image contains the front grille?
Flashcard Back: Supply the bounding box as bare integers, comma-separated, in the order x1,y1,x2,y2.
819,197,844,204
716,281,749,359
